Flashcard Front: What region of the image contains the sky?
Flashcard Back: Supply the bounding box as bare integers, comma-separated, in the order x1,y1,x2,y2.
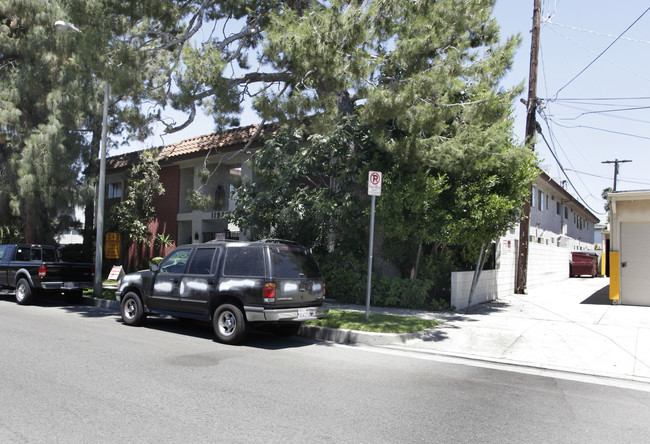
118,1,650,224
493,0,650,222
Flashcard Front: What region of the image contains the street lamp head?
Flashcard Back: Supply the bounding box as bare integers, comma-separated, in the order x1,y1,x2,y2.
54,20,81,34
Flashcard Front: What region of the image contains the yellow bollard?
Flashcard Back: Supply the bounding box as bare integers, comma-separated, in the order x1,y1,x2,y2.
609,251,620,304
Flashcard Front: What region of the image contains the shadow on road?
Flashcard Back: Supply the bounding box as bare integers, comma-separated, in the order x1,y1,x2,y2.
581,284,610,305
0,294,119,318
128,316,317,350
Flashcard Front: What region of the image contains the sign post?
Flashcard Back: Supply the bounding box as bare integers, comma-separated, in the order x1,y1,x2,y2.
366,171,382,321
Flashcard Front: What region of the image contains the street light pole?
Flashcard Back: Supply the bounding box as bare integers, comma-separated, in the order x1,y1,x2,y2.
55,20,108,297
95,79,109,297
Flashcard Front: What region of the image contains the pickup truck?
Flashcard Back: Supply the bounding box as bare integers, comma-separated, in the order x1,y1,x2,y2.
116,239,328,344
0,244,94,305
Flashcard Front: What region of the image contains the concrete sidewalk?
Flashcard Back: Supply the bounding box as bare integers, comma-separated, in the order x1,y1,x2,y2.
314,277,650,384
96,277,650,384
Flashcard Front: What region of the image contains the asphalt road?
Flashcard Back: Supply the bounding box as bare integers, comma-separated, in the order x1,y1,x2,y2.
2,296,650,443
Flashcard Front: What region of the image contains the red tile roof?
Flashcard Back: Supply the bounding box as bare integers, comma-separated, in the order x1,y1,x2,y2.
107,123,270,171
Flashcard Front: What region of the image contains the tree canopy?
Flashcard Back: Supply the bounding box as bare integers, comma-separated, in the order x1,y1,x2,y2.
1,0,537,280
0,0,185,242
228,0,537,279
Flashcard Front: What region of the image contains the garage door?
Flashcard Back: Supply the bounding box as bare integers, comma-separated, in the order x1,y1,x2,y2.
620,222,650,306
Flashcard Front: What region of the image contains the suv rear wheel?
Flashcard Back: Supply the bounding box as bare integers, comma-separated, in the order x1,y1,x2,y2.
213,304,247,345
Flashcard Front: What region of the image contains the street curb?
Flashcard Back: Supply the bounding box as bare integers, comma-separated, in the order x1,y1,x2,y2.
299,324,433,346
381,344,650,390
90,298,120,311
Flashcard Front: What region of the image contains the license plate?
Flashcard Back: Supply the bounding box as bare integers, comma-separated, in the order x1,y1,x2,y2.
62,282,74,289
297,308,314,319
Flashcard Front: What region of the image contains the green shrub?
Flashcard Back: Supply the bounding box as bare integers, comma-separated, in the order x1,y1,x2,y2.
139,256,164,270
317,251,367,305
372,275,433,309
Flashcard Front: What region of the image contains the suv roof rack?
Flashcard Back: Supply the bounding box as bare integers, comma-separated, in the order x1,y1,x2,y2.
206,238,242,243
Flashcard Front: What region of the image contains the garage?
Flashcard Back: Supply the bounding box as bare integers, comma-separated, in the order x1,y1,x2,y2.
608,191,650,306
620,222,650,305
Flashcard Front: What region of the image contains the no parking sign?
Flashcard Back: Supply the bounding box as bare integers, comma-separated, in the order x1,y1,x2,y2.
368,171,382,196
365,170,382,320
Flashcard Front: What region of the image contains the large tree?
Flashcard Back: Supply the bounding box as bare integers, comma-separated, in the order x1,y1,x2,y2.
1,0,89,242
2,0,537,259
228,1,537,272
0,0,186,243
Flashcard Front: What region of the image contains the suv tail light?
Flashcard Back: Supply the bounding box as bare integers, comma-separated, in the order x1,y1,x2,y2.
39,266,47,278
263,283,276,303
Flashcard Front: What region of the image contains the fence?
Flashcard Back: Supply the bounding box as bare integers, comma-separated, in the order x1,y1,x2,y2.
451,239,573,311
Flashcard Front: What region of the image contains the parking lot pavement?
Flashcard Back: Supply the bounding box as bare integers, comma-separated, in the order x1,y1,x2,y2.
325,277,650,384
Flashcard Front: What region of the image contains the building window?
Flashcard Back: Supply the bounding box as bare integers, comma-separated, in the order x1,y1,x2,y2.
531,186,536,208
108,182,122,199
556,202,561,215
565,207,568,219
538,190,543,211
546,194,549,210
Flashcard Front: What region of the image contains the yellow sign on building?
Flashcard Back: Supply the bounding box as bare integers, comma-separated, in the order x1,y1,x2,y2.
105,232,120,259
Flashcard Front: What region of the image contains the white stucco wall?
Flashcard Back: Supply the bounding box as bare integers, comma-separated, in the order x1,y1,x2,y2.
451,231,575,311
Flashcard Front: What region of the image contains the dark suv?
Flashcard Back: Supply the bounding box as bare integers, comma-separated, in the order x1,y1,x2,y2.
115,240,328,344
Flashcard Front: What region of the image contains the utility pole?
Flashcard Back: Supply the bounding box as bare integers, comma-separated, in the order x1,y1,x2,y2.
602,159,631,191
515,0,542,294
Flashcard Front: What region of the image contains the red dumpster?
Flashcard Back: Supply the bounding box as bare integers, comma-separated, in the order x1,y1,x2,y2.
570,252,598,278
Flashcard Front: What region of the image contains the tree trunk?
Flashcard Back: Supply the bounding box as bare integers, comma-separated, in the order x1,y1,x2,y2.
412,241,422,280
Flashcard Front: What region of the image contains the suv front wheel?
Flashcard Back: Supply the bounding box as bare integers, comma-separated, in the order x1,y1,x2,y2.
121,292,146,326
213,304,247,345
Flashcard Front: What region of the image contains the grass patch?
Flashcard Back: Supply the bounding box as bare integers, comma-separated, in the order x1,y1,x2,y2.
83,286,117,301
306,310,438,334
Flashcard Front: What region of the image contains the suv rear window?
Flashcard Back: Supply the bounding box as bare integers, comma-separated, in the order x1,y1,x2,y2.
223,247,265,277
270,247,321,278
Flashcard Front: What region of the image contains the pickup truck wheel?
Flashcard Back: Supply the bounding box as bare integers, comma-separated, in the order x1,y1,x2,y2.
121,292,146,326
213,304,247,345
15,279,34,305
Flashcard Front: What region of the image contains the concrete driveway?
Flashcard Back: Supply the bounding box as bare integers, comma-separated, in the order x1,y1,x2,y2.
388,277,650,383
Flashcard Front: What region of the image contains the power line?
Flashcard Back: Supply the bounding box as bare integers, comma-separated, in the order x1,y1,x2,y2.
554,96,650,102
537,116,604,215
565,168,650,186
548,120,650,140
552,105,650,121
545,24,650,85
546,104,650,125
552,6,650,99
545,20,650,45
543,117,603,204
